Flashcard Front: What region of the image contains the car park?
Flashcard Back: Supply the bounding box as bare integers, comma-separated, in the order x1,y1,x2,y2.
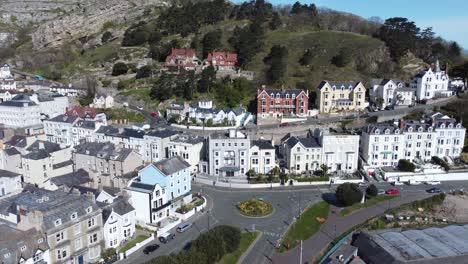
158,232,175,243
385,188,400,195
143,244,160,254
177,222,192,233
427,187,442,193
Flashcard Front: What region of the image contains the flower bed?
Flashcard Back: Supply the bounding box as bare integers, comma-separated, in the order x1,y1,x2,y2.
237,199,273,217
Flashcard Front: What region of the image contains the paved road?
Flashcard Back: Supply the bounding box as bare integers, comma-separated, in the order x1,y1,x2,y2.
119,180,468,264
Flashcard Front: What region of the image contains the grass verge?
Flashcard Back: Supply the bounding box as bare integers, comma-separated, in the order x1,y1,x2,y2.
277,201,330,253
340,195,399,216
118,235,149,253
217,231,260,264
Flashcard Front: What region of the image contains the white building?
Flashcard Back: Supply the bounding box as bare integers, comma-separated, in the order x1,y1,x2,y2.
0,90,16,102
94,126,146,157
369,79,413,108
0,63,12,79
0,169,22,197
71,120,104,146
50,84,86,97
411,60,453,100
168,134,205,173
361,113,466,168
98,197,136,249
0,79,16,90
281,136,322,174
44,114,80,146
21,140,73,188
188,100,252,127
208,130,251,179
91,94,114,109
318,130,360,173
250,140,276,174
126,156,192,227
143,130,179,163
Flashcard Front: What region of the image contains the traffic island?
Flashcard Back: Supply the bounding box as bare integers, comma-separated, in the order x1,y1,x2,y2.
236,198,274,217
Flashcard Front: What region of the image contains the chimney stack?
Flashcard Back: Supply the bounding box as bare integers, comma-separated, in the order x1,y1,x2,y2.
399,119,405,130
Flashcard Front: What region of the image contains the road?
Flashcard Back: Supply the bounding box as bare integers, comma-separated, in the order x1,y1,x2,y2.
118,180,468,264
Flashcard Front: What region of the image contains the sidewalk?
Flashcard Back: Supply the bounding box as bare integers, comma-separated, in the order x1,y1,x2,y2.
272,193,431,264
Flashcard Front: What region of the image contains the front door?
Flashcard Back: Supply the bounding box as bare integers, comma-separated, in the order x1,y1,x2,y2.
337,164,342,171
78,255,84,264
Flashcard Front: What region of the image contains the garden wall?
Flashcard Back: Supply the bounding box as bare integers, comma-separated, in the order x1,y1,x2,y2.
119,234,154,260
194,177,362,188
170,124,239,131
384,170,468,183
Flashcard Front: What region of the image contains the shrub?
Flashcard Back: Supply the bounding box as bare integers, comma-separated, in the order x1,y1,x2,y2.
136,65,153,79
336,183,363,206
296,176,329,182
461,152,468,163
366,184,378,198
366,116,378,123
431,156,449,171
102,31,113,43
398,159,415,172
112,62,128,76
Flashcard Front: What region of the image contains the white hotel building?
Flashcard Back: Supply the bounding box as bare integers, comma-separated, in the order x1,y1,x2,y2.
361,113,466,168
410,60,453,101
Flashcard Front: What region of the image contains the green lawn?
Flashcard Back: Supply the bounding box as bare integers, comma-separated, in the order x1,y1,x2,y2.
118,235,149,253
102,108,146,123
340,195,399,216
217,231,260,264
277,201,330,253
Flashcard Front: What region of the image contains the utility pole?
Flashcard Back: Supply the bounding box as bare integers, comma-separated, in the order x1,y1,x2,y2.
299,240,303,264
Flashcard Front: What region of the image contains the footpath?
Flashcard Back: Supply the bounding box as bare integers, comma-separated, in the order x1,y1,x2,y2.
272,193,431,264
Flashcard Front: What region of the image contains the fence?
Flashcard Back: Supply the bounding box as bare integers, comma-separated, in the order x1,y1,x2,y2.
194,176,362,188
118,234,154,260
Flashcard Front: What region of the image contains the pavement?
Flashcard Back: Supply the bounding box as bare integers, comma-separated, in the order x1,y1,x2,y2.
118,180,468,264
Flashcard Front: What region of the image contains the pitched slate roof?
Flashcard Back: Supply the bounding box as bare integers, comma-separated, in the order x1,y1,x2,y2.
258,88,305,98
73,141,133,161
153,156,191,176
285,136,320,148
99,198,134,222
48,114,79,124
252,140,275,150
5,135,27,148
318,80,362,90
4,147,20,156
146,129,179,138
23,140,62,160
0,169,21,178
66,106,98,118
50,169,91,188
171,134,205,145
0,225,49,264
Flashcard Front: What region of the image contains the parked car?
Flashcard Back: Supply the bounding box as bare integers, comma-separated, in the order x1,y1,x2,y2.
123,102,129,107
279,123,289,127
384,105,395,111
358,182,369,187
177,222,193,233
407,180,421,185
158,232,175,243
151,112,158,117
385,188,400,195
425,181,441,185
392,181,404,186
377,189,386,195
143,244,160,254
427,187,442,193
137,106,144,110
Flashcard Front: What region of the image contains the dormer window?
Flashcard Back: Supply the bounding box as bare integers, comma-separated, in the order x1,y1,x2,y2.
86,206,93,214
385,129,390,134
456,124,461,129
395,129,400,134
38,238,43,243
408,127,413,132
54,219,62,226
428,127,433,132
332,86,336,90
276,93,280,98
440,124,445,129
341,86,345,90
286,94,290,99
71,212,78,220
4,253,10,258
292,93,296,99
375,129,380,134
20,245,26,252
448,124,453,129
270,93,274,97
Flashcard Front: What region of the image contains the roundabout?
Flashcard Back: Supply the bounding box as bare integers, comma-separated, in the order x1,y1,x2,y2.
236,198,274,217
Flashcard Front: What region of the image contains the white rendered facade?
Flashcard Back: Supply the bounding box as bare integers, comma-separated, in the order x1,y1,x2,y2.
370,79,413,108
411,60,452,100
250,140,276,174
167,134,204,173
319,132,360,173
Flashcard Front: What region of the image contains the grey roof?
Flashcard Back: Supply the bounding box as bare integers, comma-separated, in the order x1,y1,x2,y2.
364,123,401,135
48,114,79,124
23,140,62,160
73,120,97,129
99,198,134,222
73,141,133,161
285,136,320,149
0,225,49,264
128,182,154,193
371,79,406,87
95,125,120,135
0,169,21,178
0,94,37,107
5,135,27,148
259,88,305,98
0,187,100,232
153,156,191,175
146,129,179,138
318,80,362,90
4,147,20,156
50,169,91,187
53,159,74,169
354,225,468,264
102,186,120,196
252,140,275,150
171,134,205,145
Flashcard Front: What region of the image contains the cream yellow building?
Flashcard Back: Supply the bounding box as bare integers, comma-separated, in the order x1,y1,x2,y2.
317,81,367,113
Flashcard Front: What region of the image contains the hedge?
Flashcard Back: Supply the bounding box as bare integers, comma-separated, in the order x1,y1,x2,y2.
296,176,329,182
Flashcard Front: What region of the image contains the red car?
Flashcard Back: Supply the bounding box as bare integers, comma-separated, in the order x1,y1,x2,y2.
151,112,158,118
385,188,400,195
279,123,289,127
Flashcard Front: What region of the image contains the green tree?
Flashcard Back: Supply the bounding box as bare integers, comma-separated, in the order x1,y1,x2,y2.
101,31,113,43
377,17,420,60
147,255,178,264
336,183,363,206
398,159,416,172
264,45,288,83
376,97,384,109
320,164,329,176
206,118,214,127
247,169,256,182
197,66,216,93
299,49,314,66
332,48,352,67
366,184,378,198
202,30,222,58
136,65,152,79
192,231,225,263
229,21,265,66
112,62,128,76
269,12,282,30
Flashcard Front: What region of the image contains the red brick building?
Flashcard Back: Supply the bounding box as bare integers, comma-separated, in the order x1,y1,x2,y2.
257,87,309,118
165,48,201,70
204,51,238,71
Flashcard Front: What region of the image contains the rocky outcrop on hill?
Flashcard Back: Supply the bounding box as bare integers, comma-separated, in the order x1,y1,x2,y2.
31,0,167,50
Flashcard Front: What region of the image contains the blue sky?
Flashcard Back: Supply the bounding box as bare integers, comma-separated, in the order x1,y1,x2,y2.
237,0,468,49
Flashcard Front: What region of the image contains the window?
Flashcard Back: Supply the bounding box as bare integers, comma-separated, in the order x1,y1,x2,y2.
57,249,67,260
89,233,98,244
88,217,96,228
56,232,64,242
75,238,82,250
54,219,62,226
74,224,81,234
70,212,78,220
86,206,93,214
20,245,26,252
33,251,43,263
